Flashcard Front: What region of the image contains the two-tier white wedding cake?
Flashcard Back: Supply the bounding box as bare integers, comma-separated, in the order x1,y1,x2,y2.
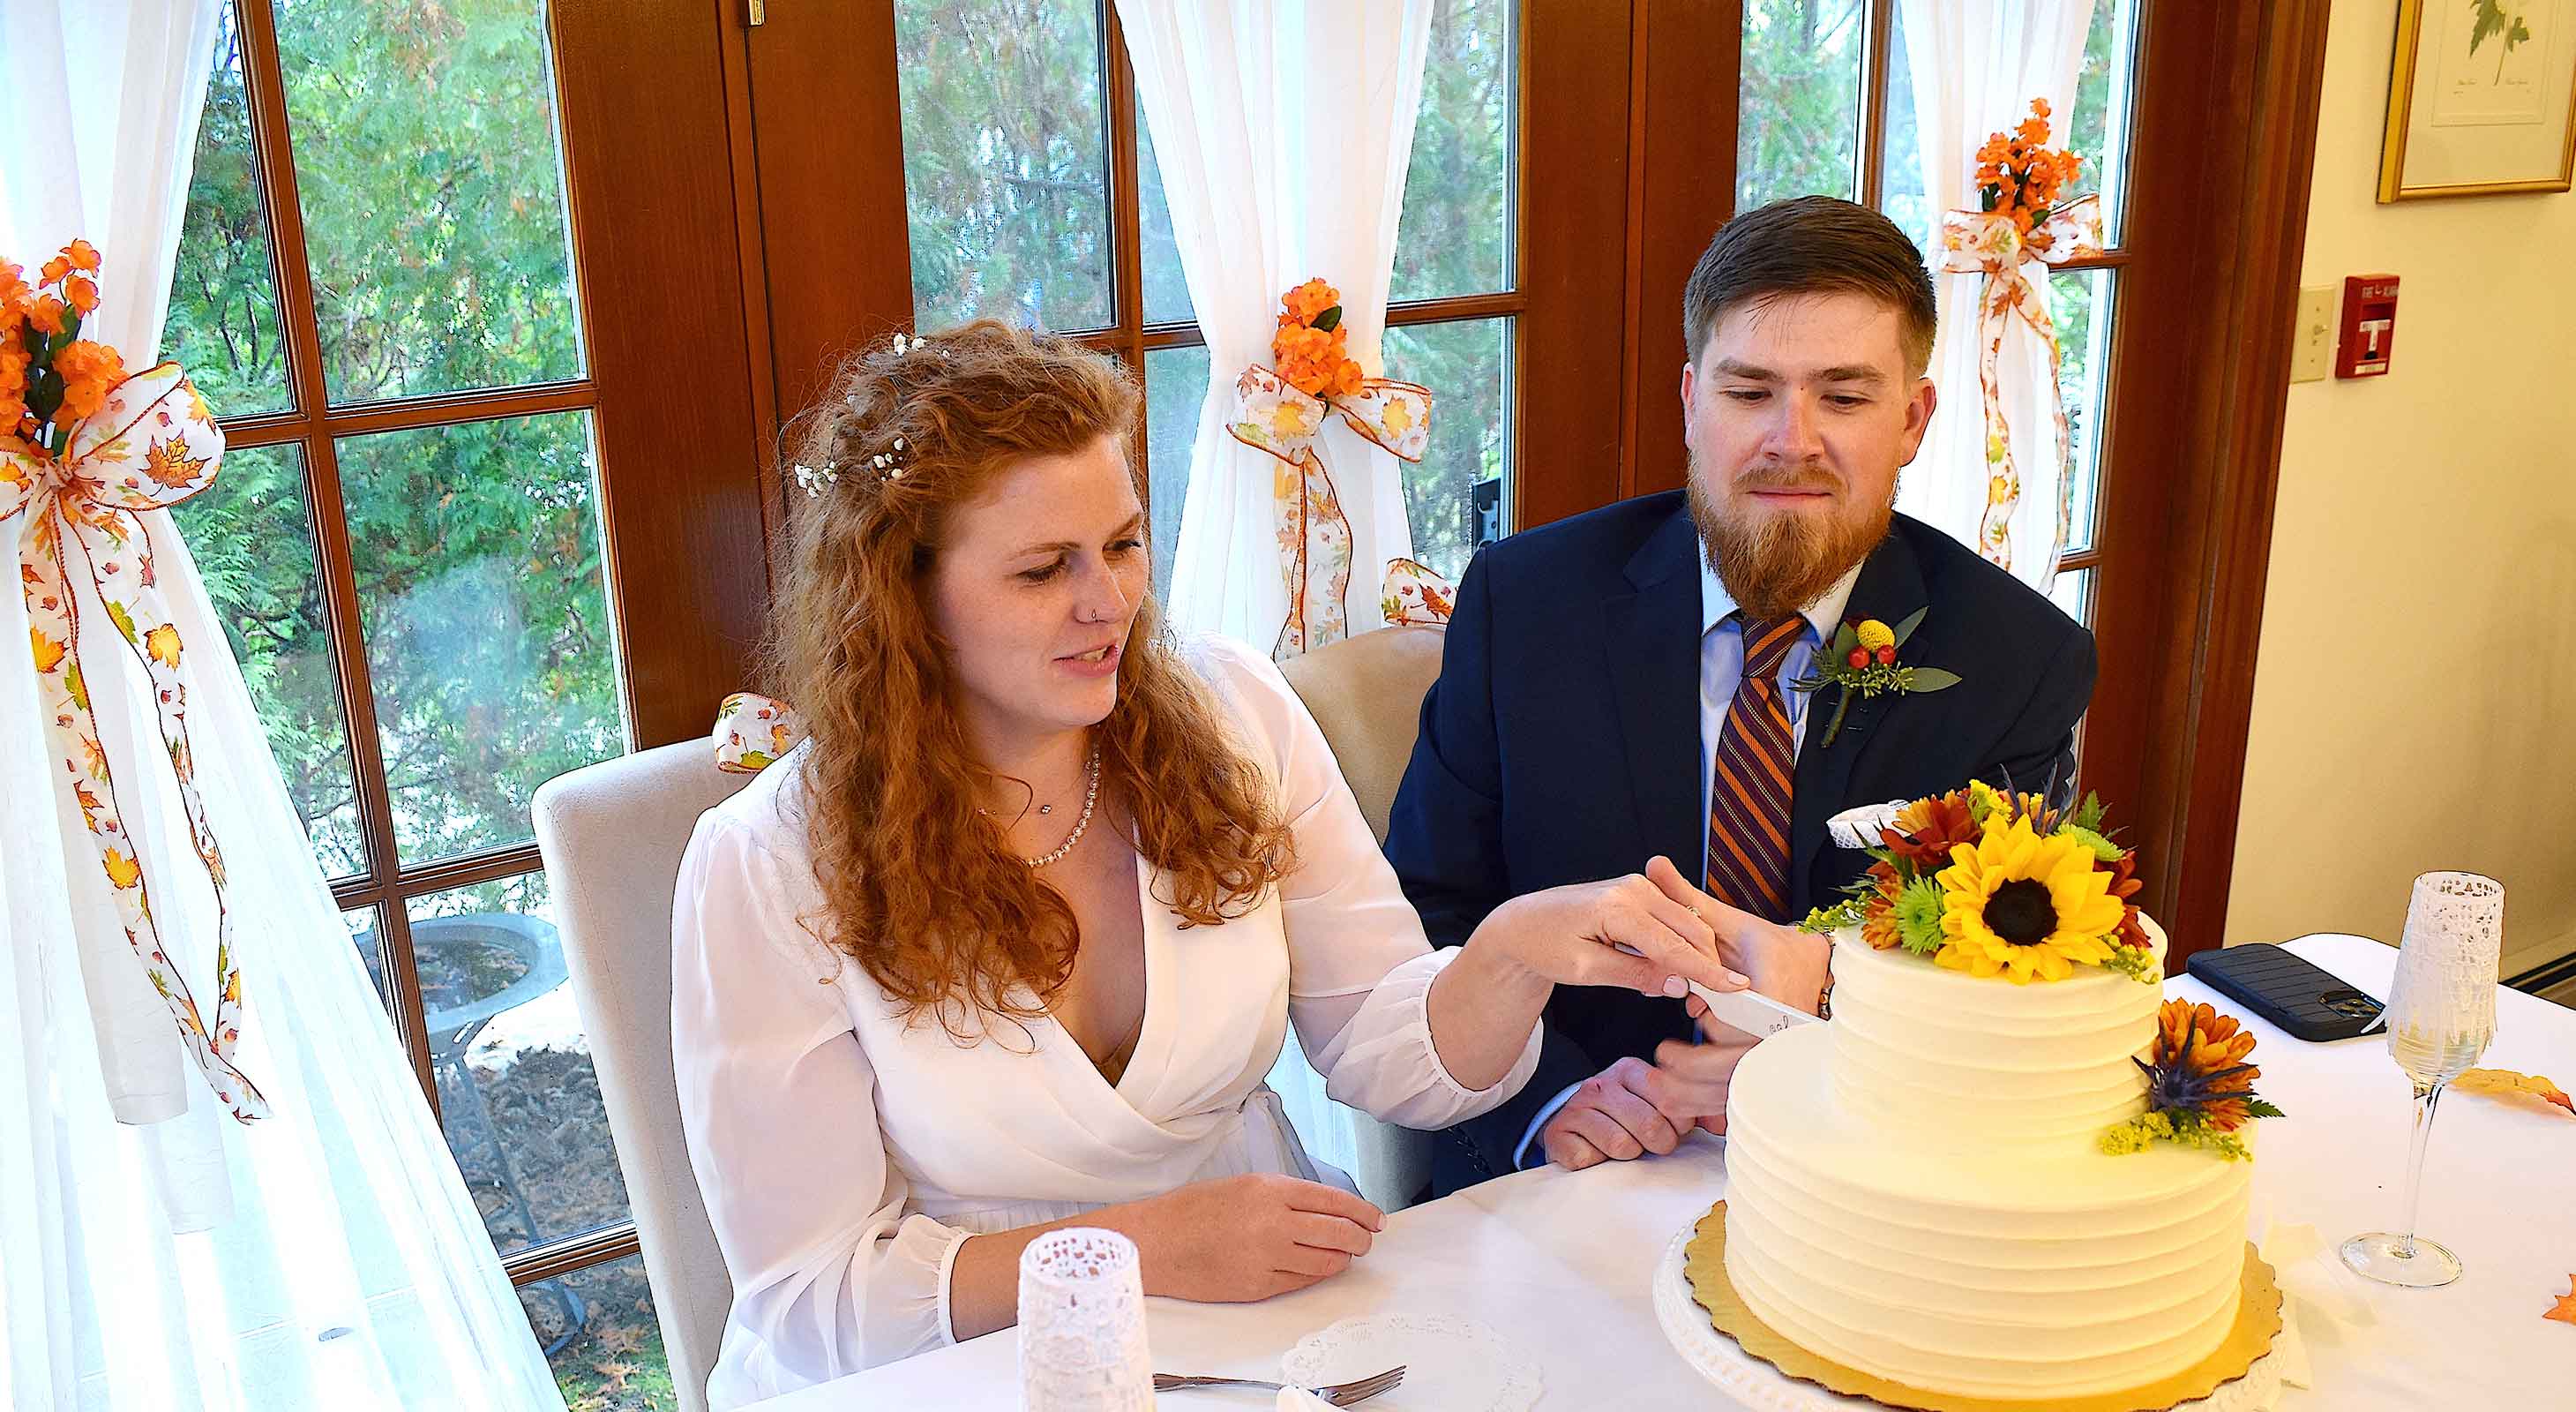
1683,781,2285,1408
1720,922,2254,1402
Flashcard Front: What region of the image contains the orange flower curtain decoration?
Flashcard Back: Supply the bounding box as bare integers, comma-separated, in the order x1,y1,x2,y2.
1230,278,1446,658
3,242,266,1123
1940,98,2103,574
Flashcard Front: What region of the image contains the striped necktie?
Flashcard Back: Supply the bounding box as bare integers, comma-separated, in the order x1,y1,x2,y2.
1705,613,1805,922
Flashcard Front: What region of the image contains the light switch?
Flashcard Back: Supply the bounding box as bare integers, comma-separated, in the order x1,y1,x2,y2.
2291,285,2334,383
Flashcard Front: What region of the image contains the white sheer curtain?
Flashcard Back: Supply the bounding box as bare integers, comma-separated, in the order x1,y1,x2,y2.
0,4,564,1408
1892,0,2097,588
1114,0,1434,1180
1117,0,1434,650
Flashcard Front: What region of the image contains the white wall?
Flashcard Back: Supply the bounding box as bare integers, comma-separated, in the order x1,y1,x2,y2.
2228,0,2576,977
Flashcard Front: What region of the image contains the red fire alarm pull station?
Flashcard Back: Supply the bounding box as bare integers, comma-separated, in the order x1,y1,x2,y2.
2336,274,2399,379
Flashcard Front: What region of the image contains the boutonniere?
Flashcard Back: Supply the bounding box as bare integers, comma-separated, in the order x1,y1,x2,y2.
1792,607,1959,747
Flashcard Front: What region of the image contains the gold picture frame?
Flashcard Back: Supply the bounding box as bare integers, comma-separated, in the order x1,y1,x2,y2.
2379,0,2576,201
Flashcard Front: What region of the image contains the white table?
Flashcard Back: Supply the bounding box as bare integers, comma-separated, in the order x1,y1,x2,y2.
750,935,2576,1410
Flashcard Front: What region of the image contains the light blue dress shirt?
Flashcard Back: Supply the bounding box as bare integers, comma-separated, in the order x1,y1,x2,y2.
1509,552,1861,1168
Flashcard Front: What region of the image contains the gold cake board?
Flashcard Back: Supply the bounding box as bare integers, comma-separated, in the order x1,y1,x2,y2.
1681,1203,2282,1412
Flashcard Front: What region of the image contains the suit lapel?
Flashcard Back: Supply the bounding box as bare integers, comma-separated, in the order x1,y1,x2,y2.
1791,528,1930,895
1604,507,1705,876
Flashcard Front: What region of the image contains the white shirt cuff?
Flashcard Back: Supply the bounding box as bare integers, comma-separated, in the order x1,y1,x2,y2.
932,1225,972,1347
1512,1081,1584,1170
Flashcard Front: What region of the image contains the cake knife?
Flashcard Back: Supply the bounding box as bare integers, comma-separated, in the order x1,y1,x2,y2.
1684,979,1823,1039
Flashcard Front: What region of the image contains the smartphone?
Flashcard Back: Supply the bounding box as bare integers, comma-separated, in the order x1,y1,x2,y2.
2185,941,2386,1042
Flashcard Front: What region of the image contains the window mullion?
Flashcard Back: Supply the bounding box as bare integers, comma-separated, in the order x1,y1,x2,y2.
233,0,438,1110
1104,6,1149,378
1857,0,1898,208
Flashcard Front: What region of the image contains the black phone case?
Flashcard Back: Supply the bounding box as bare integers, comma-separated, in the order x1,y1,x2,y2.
2185,942,2385,1041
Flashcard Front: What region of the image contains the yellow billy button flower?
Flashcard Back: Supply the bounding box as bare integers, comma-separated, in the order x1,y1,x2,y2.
1854,619,1896,653
1932,815,2126,983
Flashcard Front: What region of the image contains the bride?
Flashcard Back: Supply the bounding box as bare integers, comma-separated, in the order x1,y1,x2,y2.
671,319,1746,1405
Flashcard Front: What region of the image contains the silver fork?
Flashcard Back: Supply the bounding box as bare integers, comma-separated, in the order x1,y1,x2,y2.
1151,1364,1405,1406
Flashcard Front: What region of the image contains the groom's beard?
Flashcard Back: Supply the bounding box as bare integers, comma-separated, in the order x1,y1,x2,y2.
1688,462,1895,621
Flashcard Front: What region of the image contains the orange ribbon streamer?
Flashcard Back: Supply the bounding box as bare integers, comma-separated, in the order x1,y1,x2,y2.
4,363,266,1122
1936,192,2104,575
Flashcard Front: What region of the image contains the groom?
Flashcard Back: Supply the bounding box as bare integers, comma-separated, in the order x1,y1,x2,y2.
1386,197,2097,1193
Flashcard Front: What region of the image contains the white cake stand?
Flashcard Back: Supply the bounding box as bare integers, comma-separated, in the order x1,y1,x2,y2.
1651,1229,2287,1412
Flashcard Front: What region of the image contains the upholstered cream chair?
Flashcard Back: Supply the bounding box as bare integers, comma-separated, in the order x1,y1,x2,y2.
1277,624,1449,1209
1279,625,1449,844
531,742,751,1412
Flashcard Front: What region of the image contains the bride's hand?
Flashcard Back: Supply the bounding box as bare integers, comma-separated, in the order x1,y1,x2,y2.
1112,1174,1383,1303
1470,856,1752,1001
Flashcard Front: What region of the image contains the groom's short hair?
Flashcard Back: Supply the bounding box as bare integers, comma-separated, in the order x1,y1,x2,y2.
1683,196,1937,375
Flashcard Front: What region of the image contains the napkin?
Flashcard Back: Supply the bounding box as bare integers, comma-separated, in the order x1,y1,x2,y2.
1825,800,1907,850
2250,1198,2392,1390
1277,1388,1334,1411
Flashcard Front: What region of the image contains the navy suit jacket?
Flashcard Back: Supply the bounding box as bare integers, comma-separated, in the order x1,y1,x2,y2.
1383,492,2096,1194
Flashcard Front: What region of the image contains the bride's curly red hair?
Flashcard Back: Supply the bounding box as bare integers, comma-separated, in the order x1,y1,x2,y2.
765,320,1294,1033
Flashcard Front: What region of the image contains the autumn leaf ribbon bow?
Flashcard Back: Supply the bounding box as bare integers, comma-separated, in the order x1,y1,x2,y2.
1936,192,2103,573
1227,366,1443,658
3,362,267,1122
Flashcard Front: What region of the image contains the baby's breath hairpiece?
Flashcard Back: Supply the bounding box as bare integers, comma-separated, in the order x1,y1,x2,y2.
791,436,910,499
792,460,839,497
797,332,942,498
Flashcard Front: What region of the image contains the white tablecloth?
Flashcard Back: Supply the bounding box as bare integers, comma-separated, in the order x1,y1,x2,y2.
746,935,2576,1410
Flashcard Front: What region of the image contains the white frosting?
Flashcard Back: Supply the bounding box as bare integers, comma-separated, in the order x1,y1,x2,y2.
1830,927,2168,1147
1723,921,2251,1401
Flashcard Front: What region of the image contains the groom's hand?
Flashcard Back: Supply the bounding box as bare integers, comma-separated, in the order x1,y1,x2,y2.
1539,1057,1684,1169
1644,858,1832,1013
1538,1026,1760,1170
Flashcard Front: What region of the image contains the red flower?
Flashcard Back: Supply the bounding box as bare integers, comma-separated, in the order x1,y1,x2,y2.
2106,849,2151,950
1858,866,1906,950
1879,789,1980,867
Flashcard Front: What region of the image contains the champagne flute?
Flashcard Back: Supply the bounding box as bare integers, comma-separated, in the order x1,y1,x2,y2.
2340,871,2503,1288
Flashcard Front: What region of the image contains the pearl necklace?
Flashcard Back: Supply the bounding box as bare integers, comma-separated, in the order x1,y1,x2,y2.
1018,746,1102,869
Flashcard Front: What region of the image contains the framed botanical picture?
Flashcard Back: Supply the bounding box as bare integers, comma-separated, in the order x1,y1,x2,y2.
2379,0,2576,200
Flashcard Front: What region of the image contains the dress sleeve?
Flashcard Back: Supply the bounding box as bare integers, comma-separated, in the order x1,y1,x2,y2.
671,806,970,1395
1195,636,1543,1130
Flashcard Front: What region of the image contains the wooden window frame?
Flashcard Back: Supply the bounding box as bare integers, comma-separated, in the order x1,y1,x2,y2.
206,0,779,1293
226,0,605,1110
2077,0,2330,965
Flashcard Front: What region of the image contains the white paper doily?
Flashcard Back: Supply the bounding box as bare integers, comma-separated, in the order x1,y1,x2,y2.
1281,1313,1540,1412
1651,1230,2286,1412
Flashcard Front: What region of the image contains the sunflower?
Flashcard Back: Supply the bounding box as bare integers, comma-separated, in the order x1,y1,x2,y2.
2138,1000,2267,1130
1879,789,1981,867
1932,815,2124,983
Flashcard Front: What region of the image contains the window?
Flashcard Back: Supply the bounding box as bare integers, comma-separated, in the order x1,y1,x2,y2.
167,2,648,1400
1735,0,2141,628
889,0,1520,601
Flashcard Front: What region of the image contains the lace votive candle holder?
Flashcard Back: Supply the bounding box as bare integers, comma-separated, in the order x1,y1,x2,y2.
1018,1227,1151,1412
